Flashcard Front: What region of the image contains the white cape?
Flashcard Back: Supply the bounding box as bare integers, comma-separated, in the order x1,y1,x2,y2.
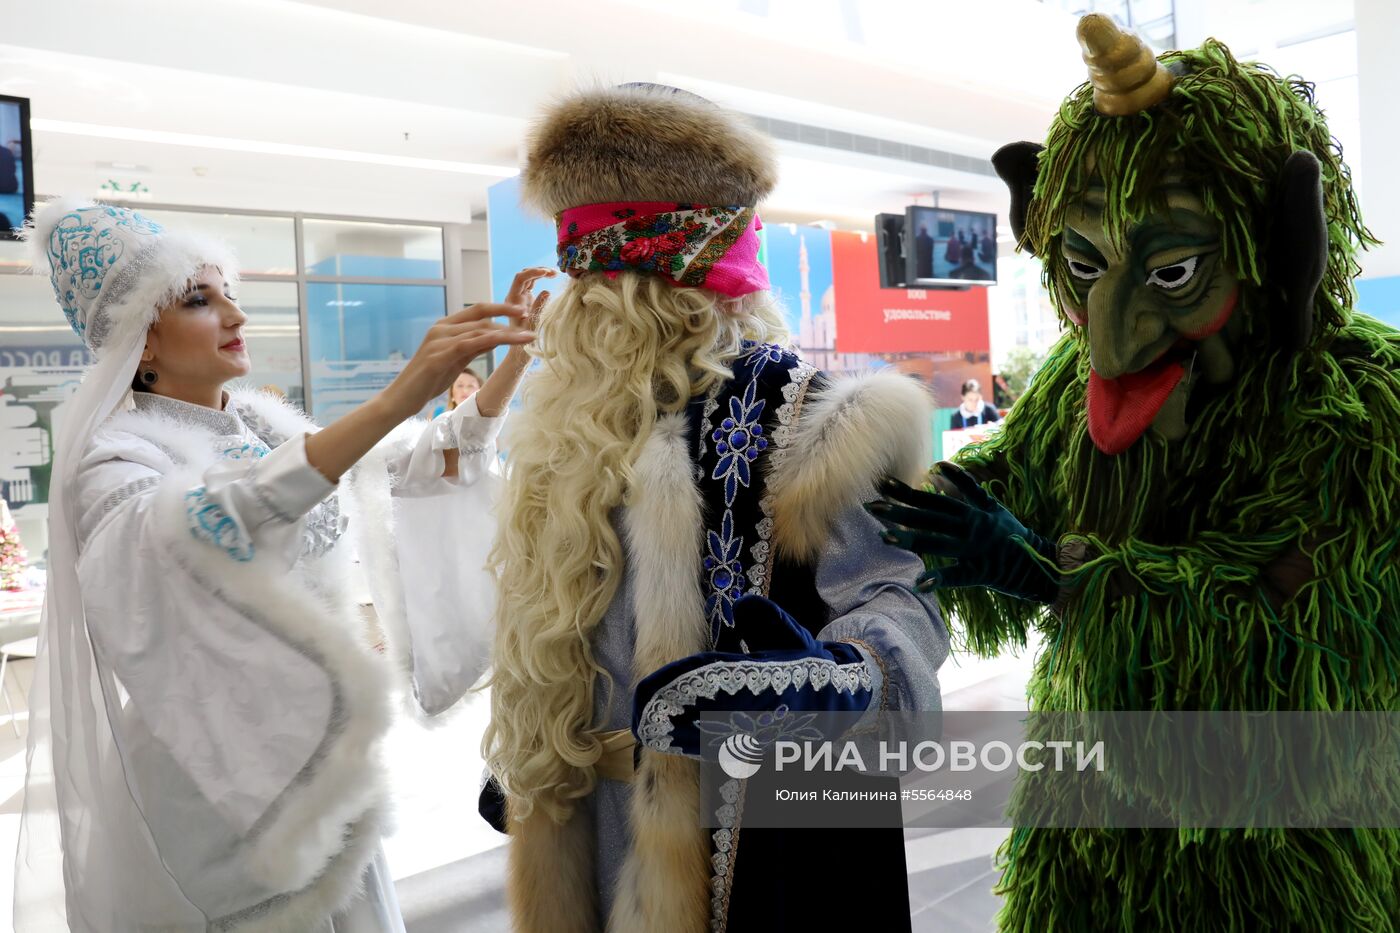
16,383,500,932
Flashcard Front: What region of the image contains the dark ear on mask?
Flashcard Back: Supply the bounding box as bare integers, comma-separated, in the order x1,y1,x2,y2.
1269,150,1328,351
991,141,1044,255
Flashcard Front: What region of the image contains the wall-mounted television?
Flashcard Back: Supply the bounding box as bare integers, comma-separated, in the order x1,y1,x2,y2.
0,95,34,240
904,205,997,287
875,212,906,289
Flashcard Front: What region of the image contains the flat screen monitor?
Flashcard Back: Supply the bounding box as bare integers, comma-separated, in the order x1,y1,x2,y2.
875,212,906,289
904,205,997,287
0,95,34,240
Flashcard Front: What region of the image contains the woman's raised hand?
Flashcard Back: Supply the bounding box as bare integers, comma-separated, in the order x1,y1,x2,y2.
502,267,556,357
505,266,557,315
305,267,557,483
381,296,536,420
479,267,557,416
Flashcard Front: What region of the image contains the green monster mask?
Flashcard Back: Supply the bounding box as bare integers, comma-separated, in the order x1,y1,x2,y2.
993,14,1373,456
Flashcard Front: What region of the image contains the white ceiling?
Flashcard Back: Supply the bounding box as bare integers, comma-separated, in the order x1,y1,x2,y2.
0,0,1086,229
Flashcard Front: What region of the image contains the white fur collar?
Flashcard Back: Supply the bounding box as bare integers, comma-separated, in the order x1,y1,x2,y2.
228,385,321,443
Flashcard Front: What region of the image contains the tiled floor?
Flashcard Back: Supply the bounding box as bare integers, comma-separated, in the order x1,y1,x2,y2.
0,636,1042,932
904,640,1040,933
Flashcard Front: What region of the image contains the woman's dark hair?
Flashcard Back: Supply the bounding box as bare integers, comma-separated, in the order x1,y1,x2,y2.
961,379,981,396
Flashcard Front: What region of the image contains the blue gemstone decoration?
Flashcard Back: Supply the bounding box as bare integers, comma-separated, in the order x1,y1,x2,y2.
696,342,805,642
704,511,746,633
711,380,766,508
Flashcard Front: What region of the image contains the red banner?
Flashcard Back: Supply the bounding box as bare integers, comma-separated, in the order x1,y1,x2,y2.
830,230,991,354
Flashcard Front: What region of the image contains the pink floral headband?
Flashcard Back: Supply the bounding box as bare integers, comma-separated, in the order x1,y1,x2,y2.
555,201,769,298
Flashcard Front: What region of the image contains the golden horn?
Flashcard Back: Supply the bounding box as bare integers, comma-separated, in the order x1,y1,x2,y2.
1077,13,1173,116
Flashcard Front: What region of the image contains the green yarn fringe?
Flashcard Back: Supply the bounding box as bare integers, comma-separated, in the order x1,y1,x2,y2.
947,315,1400,713
993,826,1400,932
930,315,1400,930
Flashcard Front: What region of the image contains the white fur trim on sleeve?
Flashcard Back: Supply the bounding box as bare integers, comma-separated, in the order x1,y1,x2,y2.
767,370,932,563
150,469,393,898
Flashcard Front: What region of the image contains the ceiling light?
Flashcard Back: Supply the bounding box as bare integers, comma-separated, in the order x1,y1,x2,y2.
33,119,520,177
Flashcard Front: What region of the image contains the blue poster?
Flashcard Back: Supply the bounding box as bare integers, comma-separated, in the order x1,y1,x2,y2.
1357,275,1400,330
764,223,834,348
486,176,557,372
487,176,556,303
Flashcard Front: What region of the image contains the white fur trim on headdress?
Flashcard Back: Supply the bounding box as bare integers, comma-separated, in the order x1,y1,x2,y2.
23,196,240,357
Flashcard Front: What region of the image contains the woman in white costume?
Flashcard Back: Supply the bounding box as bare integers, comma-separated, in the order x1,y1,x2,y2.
14,197,550,932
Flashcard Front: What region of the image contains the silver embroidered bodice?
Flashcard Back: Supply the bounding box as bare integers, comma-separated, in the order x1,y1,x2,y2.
130,392,346,562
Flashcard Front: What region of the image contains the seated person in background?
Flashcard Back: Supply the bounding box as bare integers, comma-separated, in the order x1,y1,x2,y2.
950,377,1000,428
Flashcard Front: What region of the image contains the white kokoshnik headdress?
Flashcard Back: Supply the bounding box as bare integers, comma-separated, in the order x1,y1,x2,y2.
26,196,239,354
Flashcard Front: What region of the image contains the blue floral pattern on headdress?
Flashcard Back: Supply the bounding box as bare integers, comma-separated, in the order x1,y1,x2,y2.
47,206,164,344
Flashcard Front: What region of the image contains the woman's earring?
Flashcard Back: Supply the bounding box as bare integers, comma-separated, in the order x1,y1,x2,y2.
140,368,158,386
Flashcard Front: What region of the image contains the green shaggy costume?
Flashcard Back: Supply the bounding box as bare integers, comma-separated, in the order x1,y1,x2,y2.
941,32,1400,933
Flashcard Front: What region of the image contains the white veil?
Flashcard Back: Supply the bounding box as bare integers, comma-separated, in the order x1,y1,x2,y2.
14,328,205,930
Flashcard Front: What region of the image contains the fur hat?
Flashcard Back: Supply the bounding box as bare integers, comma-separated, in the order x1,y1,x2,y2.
520,84,779,217
23,196,238,356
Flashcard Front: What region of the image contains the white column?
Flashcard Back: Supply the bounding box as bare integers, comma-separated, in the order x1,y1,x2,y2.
1356,0,1400,278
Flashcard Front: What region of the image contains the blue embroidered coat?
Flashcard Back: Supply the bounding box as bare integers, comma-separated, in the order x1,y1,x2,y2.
484,344,947,933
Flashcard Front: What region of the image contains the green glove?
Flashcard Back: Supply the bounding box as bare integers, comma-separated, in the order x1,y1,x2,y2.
866,463,1060,604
